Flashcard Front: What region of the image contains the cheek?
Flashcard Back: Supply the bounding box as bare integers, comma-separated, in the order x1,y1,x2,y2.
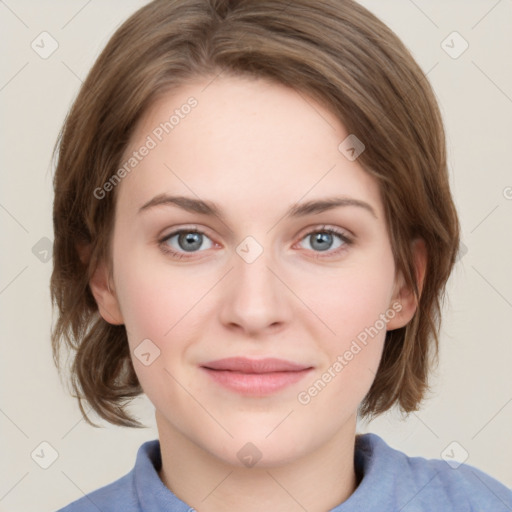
300,254,396,401
307,260,396,343
114,248,205,342
296,269,394,418
113,257,199,411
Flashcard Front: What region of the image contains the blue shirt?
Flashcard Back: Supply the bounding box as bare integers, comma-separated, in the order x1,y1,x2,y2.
57,433,512,511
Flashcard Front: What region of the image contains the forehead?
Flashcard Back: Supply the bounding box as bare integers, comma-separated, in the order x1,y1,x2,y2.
115,75,383,222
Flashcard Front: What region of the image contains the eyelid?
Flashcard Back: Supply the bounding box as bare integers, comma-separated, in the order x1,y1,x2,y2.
159,224,215,242
295,223,354,242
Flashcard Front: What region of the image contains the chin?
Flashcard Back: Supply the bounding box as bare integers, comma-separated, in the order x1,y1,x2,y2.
203,426,310,470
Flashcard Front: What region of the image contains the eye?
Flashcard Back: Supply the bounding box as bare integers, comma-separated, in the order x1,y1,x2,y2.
159,228,214,259
297,225,353,257
158,225,354,260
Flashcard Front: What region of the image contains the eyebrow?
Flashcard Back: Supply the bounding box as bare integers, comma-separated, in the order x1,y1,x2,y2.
138,194,377,220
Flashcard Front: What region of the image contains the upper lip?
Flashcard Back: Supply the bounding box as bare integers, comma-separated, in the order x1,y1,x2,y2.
201,357,311,373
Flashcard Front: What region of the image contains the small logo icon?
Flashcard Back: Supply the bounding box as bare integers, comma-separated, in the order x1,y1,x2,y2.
32,237,53,263
31,31,59,59
237,442,262,468
441,441,469,469
31,441,59,469
236,236,263,264
441,32,469,59
338,134,365,161
134,338,161,366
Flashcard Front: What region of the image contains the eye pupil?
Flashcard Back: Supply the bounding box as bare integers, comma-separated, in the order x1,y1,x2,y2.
179,232,202,252
311,232,332,251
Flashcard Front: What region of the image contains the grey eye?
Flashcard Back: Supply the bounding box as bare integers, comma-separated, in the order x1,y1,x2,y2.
164,230,213,253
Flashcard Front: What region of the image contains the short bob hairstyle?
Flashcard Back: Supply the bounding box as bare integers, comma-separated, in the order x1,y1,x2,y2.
51,0,460,428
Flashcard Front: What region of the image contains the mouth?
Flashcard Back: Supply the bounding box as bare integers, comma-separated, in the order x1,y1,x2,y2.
200,357,313,395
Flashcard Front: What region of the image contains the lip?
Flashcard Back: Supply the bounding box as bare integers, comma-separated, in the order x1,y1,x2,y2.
201,357,311,373
200,357,313,395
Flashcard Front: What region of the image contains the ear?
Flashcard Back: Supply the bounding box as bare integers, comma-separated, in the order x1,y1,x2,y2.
88,257,124,326
386,238,427,331
76,242,124,325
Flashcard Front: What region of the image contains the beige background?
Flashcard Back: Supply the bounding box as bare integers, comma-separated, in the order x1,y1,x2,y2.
1,1,511,510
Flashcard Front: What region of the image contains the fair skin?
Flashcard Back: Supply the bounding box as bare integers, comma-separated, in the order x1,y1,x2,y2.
90,74,426,512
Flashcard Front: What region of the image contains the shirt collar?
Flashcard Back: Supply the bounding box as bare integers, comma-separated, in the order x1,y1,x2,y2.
134,439,192,511
133,433,388,511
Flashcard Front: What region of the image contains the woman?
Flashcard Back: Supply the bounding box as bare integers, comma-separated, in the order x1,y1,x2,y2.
50,0,512,510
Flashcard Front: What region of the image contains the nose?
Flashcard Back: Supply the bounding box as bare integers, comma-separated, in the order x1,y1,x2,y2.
218,241,293,336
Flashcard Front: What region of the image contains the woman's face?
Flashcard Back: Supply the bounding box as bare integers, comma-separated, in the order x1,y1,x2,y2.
100,74,410,467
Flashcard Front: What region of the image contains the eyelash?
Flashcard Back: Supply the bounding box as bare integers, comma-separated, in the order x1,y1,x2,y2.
158,225,354,260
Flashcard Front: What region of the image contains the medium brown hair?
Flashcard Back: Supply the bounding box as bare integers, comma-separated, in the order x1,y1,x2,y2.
51,0,460,427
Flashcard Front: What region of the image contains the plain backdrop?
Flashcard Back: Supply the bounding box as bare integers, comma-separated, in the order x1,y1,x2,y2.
1,1,511,511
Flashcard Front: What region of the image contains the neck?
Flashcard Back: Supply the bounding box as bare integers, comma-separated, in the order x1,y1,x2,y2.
156,414,358,512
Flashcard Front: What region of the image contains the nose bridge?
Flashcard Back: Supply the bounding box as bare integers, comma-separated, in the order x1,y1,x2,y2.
219,234,290,333
236,238,274,291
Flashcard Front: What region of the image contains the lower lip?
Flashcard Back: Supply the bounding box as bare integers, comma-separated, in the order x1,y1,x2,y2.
201,368,312,395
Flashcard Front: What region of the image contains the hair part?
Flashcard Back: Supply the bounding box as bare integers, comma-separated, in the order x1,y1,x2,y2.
51,0,460,427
